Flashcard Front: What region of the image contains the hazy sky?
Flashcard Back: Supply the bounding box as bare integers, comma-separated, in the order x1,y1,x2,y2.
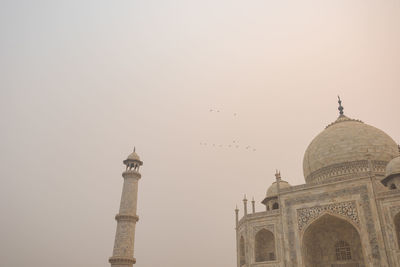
0,1,399,267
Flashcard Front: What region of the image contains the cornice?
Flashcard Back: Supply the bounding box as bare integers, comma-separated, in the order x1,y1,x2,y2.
122,170,141,179
237,210,280,228
115,214,139,222
109,256,136,265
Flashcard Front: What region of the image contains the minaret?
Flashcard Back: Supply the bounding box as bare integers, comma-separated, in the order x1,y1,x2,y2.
109,148,143,267
235,205,239,228
243,195,248,216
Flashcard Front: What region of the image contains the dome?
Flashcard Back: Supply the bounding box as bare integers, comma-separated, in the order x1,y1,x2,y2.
303,115,398,184
266,180,291,196
385,156,400,179
123,149,143,167
127,151,140,161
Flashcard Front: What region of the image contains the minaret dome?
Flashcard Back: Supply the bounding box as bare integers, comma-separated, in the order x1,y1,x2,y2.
123,148,143,171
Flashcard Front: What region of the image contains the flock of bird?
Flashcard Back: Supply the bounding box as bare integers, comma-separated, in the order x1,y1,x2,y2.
200,141,257,151
199,108,257,152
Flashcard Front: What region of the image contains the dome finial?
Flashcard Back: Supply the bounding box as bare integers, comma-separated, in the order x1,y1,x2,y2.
275,170,281,181
338,95,344,116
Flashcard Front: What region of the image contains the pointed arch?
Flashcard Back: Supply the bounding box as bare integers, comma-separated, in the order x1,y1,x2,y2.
254,229,276,262
301,213,365,267
301,210,361,236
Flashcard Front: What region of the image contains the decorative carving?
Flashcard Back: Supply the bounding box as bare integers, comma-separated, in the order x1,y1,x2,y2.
306,160,387,184
297,201,360,231
285,185,381,266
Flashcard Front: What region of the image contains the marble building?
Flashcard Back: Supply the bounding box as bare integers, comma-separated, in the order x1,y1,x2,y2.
235,99,400,267
109,149,143,267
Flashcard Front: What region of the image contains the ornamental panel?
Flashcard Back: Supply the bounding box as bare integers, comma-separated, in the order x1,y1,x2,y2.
297,201,360,231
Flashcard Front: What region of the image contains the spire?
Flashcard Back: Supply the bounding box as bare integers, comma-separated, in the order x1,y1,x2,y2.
243,195,248,216
133,146,136,152
326,97,363,129
275,170,281,181
235,205,239,229
338,95,344,116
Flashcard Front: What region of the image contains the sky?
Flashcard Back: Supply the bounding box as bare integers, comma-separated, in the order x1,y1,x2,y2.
0,1,399,267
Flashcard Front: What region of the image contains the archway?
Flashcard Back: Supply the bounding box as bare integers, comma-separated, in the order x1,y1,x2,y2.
255,229,276,262
302,213,365,267
239,236,245,266
394,212,400,249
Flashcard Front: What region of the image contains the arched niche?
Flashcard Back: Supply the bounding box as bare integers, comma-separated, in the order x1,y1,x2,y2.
302,213,365,267
239,236,245,266
394,212,400,249
254,229,276,262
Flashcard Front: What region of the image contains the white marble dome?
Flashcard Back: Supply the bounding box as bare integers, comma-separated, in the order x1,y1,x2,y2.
303,115,398,184
266,180,291,196
386,156,400,179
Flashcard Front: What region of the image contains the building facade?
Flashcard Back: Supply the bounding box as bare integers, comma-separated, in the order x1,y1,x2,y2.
235,102,400,267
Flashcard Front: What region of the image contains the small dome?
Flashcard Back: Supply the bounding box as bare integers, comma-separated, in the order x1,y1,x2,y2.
385,156,400,179
266,180,291,197
127,151,140,161
303,115,398,183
